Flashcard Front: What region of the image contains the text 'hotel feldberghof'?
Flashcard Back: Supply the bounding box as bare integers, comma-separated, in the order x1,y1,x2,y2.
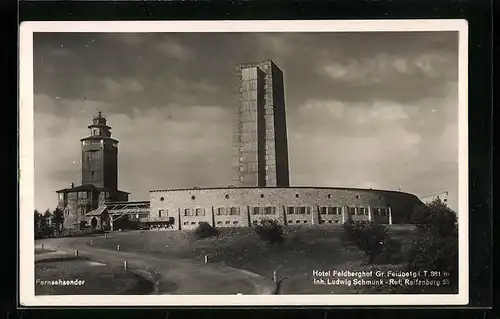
312,270,448,278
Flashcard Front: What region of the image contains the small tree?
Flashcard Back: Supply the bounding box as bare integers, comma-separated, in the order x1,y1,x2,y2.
253,218,284,245
41,209,53,238
343,220,402,264
34,209,42,239
52,207,64,237
408,198,458,288
194,222,219,239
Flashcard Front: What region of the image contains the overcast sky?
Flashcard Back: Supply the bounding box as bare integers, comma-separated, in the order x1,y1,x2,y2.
33,31,459,212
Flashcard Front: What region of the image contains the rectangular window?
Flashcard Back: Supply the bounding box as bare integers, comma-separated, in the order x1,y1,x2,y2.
217,207,225,215
265,207,275,215
184,208,192,216
58,193,64,200
348,207,356,215
230,207,240,215
287,207,294,214
253,207,260,215
195,208,205,216
217,221,222,225
159,209,167,218
191,222,196,225
299,207,306,214
326,207,335,215
183,222,188,225
225,221,230,225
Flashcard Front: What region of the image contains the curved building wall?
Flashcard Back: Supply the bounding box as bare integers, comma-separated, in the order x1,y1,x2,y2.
144,187,422,230
145,187,423,230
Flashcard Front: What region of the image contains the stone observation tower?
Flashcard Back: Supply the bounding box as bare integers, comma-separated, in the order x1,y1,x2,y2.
81,111,119,191
234,60,290,188
56,112,130,232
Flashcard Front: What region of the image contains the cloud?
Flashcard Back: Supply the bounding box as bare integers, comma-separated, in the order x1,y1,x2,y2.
100,77,145,96
322,52,455,85
155,41,193,60
289,97,458,210
32,31,460,211
33,93,234,211
295,99,413,137
113,33,194,61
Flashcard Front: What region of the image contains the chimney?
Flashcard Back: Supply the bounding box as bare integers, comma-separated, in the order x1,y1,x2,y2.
70,182,74,188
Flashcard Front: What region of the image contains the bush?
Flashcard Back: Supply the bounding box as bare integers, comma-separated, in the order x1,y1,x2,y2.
253,218,284,245
342,220,402,264
407,198,459,289
407,230,458,275
194,222,219,239
411,198,457,237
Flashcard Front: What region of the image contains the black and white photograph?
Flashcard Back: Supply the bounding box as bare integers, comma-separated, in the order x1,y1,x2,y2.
19,20,468,306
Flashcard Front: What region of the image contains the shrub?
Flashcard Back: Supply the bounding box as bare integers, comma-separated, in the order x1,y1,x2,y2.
407,198,459,289
253,218,284,245
194,222,219,239
407,230,458,275
343,220,402,264
411,198,457,237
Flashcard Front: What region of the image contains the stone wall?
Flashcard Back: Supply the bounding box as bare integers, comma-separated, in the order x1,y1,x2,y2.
148,187,422,230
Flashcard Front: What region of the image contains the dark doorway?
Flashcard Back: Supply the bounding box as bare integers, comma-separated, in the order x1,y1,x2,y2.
91,217,98,228
168,217,175,228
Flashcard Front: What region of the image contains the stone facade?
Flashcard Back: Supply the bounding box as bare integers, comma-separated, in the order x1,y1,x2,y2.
145,187,423,230
56,112,129,232
234,60,290,188
57,184,129,231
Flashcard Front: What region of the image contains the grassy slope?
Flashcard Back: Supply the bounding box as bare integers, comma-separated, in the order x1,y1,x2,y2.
90,225,425,294
35,259,153,295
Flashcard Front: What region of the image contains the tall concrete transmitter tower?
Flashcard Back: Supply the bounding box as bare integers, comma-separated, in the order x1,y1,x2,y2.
234,60,290,187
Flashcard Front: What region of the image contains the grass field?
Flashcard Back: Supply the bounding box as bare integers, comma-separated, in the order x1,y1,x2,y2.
35,248,55,254
88,224,432,294
35,258,153,295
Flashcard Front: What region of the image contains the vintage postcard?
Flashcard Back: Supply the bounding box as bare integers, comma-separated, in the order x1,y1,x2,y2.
19,20,468,306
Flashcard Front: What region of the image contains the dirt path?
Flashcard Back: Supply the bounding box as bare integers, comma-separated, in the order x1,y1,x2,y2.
38,237,274,295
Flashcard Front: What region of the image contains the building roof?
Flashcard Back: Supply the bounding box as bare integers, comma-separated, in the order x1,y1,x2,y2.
56,184,130,194
106,200,149,205
80,136,118,142
56,184,108,193
149,186,419,197
86,206,108,217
